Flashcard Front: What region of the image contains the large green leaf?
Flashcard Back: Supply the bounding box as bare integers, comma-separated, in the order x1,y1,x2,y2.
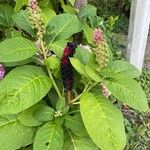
107,60,141,78
0,37,37,63
12,10,35,36
0,65,52,115
0,115,36,150
34,122,64,150
63,130,98,150
47,14,82,43
18,103,55,127
80,92,126,150
0,4,14,27
104,77,149,112
78,4,97,20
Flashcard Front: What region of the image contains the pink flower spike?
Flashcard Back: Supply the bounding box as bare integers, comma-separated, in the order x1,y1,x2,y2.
0,64,5,80
93,28,104,44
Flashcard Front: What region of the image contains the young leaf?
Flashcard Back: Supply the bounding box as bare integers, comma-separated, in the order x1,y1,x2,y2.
104,77,149,112
0,65,52,115
47,14,82,43
107,60,141,78
44,56,60,70
0,116,36,150
14,0,28,11
85,65,102,82
62,5,77,14
12,10,36,36
49,40,68,58
0,4,14,27
78,4,97,20
34,122,64,150
18,103,55,127
0,37,37,63
70,58,88,77
63,130,98,150
83,24,93,44
80,92,126,150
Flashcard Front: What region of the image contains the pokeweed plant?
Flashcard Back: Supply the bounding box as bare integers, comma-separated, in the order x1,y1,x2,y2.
0,0,149,150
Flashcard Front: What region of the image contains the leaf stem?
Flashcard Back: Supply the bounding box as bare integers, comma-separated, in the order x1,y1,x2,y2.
71,82,98,104
40,39,62,99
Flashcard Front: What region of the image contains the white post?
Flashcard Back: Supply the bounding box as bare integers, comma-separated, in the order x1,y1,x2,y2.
127,0,150,72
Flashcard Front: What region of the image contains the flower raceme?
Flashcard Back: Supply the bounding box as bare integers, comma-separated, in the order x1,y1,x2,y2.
92,28,109,71
61,42,77,91
0,64,5,80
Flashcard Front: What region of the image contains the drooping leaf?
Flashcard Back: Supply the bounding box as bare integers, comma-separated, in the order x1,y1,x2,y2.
12,10,36,36
104,77,149,112
80,92,126,150
63,130,98,150
70,58,88,77
85,65,102,82
14,0,28,11
64,114,88,137
78,4,97,20
0,116,36,150
34,122,64,150
0,37,37,63
47,14,82,43
18,103,55,127
0,4,14,27
74,46,91,64
83,24,93,44
0,65,52,115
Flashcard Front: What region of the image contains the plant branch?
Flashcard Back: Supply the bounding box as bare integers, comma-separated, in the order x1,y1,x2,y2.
40,40,62,99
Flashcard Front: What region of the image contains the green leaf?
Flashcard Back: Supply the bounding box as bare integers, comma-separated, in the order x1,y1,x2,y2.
80,92,126,150
104,77,149,112
0,65,52,115
49,40,68,58
0,116,36,150
74,46,91,64
3,58,33,67
14,0,28,11
107,60,141,78
18,103,55,127
34,122,64,150
44,56,60,70
83,24,93,44
0,4,14,27
70,58,87,77
47,14,82,43
85,65,102,82
64,114,88,137
62,5,77,14
0,37,37,63
12,10,36,36
42,8,56,26
78,4,97,20
68,0,75,6
63,130,98,150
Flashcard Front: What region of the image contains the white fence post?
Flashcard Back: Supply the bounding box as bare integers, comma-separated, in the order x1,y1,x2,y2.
126,0,150,72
